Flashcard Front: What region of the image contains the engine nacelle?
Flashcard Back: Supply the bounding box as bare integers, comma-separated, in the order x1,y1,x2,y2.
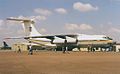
52,36,77,44
52,37,65,44
66,36,77,43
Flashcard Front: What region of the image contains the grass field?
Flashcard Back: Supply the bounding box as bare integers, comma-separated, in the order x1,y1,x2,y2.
0,51,120,74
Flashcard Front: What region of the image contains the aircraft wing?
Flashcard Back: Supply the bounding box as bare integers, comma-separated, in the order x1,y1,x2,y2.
25,34,77,40
26,35,55,39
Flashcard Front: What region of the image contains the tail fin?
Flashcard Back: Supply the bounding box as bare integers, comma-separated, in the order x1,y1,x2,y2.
3,41,9,47
7,17,41,36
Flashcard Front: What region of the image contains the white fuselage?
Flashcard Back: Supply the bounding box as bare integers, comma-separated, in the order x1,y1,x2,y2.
27,34,113,47
6,17,114,48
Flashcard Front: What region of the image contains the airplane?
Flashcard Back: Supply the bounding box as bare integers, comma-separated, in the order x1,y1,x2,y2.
0,41,11,50
5,17,115,51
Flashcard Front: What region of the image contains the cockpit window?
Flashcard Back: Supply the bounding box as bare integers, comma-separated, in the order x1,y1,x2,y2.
103,37,113,40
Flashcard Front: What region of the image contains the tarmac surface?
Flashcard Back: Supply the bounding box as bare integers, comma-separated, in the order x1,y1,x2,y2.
0,51,120,74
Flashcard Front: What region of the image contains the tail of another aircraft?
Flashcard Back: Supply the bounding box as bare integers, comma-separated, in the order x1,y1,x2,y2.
7,18,41,36
3,41,9,47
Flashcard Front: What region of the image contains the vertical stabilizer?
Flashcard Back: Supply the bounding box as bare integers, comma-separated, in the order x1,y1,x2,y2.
7,18,41,36
3,41,9,47
23,20,41,36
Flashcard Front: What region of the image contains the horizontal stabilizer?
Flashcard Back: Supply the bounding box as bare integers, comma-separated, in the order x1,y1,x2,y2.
6,17,33,22
4,37,25,40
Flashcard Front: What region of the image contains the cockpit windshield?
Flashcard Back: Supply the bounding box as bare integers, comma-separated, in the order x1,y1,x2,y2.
103,37,113,40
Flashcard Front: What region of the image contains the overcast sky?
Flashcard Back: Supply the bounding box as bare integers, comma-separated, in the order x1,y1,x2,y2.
0,0,120,46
